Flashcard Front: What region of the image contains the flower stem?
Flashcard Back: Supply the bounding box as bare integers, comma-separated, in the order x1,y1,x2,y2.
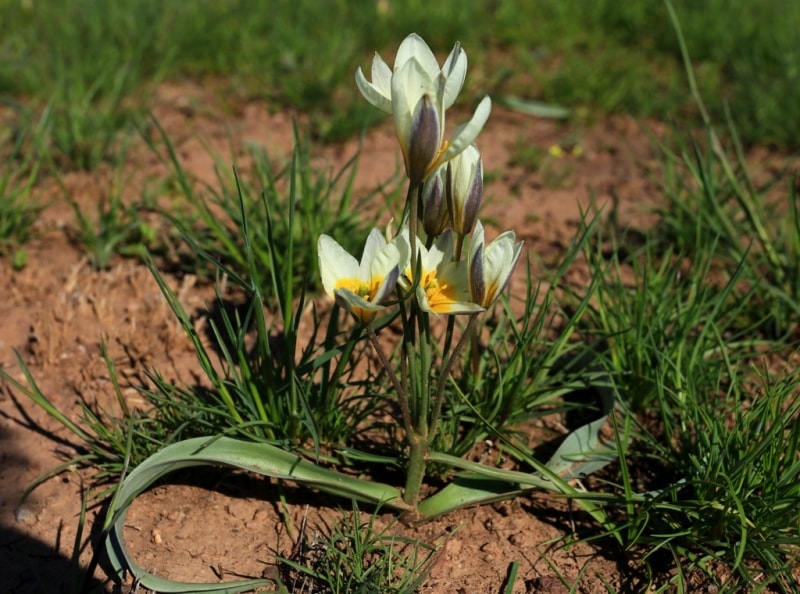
430,315,480,435
403,431,428,506
365,324,413,437
407,182,420,276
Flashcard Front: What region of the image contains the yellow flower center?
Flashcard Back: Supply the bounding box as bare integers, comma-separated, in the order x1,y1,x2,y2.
421,268,458,311
335,276,382,299
334,276,385,323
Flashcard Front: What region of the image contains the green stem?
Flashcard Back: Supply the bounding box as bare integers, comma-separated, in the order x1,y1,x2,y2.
407,182,420,277
416,309,432,434
442,233,466,360
403,431,428,506
430,315,480,436
366,324,413,437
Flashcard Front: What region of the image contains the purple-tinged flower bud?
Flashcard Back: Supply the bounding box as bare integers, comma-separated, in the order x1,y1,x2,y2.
420,165,448,238
447,144,483,235
405,94,441,185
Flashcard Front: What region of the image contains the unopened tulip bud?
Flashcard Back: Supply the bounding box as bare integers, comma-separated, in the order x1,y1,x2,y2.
420,165,448,238
405,94,441,185
447,144,483,235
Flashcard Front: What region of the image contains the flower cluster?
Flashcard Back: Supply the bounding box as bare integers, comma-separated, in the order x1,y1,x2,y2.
319,33,521,323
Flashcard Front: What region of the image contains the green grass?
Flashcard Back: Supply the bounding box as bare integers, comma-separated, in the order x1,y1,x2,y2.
141,116,378,298
570,219,799,590
278,503,439,594
1,0,797,176
0,105,49,267
64,156,160,270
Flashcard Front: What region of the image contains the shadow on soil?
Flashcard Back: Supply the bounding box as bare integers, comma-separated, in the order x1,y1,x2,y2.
0,421,107,594
0,525,107,594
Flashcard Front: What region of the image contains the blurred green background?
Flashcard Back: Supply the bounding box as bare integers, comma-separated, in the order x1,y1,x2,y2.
2,0,798,170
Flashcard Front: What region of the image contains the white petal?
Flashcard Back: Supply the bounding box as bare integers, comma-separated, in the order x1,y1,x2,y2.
372,265,400,303
392,226,412,267
442,45,467,109
391,58,438,155
484,233,516,282
371,239,401,279
334,287,384,313
371,53,393,97
484,232,523,303
360,228,387,279
318,234,359,297
395,33,440,80
431,229,455,267
355,66,392,114
469,219,486,260
436,301,485,315
415,234,443,273
442,96,492,162
415,284,434,315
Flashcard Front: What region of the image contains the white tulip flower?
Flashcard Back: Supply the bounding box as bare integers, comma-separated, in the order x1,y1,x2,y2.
355,33,491,184
318,229,408,324
401,229,484,316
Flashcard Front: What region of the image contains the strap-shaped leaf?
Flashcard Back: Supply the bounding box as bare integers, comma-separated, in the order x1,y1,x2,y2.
105,360,622,591
418,379,620,519
104,436,408,593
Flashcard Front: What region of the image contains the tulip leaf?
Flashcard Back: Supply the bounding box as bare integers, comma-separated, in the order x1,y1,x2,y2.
418,379,619,518
417,476,530,517
499,95,570,119
104,437,408,593
104,356,622,591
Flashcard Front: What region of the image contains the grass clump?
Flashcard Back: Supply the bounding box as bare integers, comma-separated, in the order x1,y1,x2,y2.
2,0,798,177
0,107,49,267
279,503,439,594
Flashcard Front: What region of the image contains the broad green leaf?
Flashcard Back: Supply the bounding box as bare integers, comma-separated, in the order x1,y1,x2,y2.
419,380,619,518
499,96,570,119
104,436,408,593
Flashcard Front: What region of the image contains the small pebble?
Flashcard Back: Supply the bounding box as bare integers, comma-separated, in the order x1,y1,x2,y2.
14,506,36,525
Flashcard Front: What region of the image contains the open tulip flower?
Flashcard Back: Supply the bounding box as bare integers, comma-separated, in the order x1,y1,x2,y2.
356,33,491,184
318,229,407,324
402,230,484,316
468,220,523,308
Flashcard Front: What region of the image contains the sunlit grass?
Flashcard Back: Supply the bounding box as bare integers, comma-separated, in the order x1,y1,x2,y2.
1,0,797,177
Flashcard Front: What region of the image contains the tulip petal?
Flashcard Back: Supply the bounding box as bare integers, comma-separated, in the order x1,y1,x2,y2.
371,53,393,97
442,96,492,162
405,94,441,184
468,221,523,307
360,228,387,278
396,33,440,80
318,234,360,298
442,44,468,109
372,265,400,304
355,66,392,114
469,243,486,305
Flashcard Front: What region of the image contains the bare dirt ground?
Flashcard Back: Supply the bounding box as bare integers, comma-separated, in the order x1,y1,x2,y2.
0,82,792,593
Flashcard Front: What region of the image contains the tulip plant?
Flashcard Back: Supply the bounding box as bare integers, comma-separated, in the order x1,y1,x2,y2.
93,33,619,594
322,33,521,505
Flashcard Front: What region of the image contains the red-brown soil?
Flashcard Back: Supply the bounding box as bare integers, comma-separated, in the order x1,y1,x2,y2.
0,82,794,593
